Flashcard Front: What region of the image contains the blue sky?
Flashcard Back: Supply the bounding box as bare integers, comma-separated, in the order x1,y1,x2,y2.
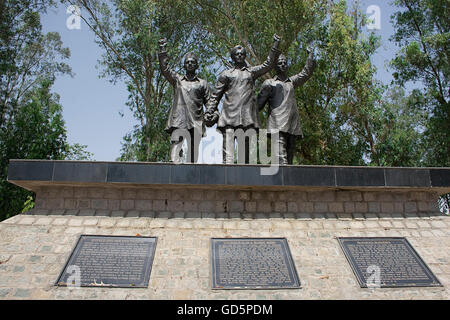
41,1,400,162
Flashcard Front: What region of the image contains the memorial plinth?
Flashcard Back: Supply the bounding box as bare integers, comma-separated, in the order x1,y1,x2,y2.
1,160,449,300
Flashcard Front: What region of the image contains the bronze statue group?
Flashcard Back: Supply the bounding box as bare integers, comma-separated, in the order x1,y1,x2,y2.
158,35,316,165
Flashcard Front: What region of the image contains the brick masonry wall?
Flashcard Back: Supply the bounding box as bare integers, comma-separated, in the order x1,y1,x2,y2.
0,212,448,299
32,186,442,218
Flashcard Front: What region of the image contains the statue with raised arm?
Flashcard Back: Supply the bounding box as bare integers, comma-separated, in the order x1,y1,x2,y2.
257,48,316,165
205,35,282,164
158,38,211,163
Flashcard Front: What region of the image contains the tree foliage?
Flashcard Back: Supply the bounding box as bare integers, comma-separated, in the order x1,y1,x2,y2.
0,0,72,126
0,0,90,221
1,79,66,220
390,0,449,212
374,86,427,167
390,0,449,167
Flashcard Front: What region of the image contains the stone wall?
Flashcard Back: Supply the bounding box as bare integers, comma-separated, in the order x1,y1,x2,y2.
0,212,448,299
31,186,442,218
3,162,448,300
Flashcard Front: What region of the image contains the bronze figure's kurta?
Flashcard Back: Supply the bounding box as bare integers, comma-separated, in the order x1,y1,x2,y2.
257,49,316,165
158,38,211,163
206,35,281,164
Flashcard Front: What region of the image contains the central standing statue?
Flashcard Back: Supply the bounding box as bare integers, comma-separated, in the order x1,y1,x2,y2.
205,35,281,164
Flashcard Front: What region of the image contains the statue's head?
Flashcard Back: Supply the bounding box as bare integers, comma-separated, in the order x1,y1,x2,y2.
275,54,288,74
183,52,198,73
230,45,247,65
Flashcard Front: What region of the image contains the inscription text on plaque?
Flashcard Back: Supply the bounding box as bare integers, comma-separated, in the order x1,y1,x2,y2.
338,237,442,288
56,235,157,288
211,238,300,289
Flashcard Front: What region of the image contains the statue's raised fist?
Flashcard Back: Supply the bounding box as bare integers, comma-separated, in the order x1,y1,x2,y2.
158,38,167,49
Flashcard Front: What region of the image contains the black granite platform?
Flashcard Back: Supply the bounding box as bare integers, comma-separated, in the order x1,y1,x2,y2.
7,160,450,194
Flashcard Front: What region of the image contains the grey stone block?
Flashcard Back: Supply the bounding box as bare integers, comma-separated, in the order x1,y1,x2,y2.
14,289,30,298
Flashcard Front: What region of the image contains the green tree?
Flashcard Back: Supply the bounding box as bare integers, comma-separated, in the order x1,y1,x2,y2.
1,1,72,125
374,86,427,167
390,0,449,212
65,0,204,161
0,0,90,221
390,0,449,166
1,79,67,220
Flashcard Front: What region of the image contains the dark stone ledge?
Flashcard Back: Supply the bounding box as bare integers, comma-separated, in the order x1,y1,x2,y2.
53,162,108,183
7,160,450,194
335,167,385,187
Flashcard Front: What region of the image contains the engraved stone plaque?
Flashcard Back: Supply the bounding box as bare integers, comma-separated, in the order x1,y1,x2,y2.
211,238,300,289
56,235,157,288
338,237,442,288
